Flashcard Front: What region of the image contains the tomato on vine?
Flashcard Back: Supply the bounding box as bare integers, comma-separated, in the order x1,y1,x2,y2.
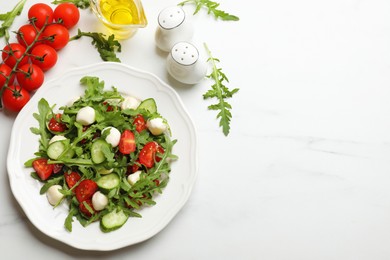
53,3,80,29
2,43,29,68
1,86,30,112
42,24,69,50
16,24,41,48
31,44,58,71
28,3,54,29
16,64,45,92
0,64,15,88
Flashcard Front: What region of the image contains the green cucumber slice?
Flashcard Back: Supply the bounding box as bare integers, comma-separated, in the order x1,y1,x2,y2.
96,173,120,192
138,98,157,113
47,140,74,160
101,209,128,232
91,139,110,164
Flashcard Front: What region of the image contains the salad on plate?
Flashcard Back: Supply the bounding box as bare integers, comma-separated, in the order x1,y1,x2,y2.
24,75,177,232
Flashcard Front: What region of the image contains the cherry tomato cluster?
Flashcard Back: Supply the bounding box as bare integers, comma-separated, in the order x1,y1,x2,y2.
0,3,80,112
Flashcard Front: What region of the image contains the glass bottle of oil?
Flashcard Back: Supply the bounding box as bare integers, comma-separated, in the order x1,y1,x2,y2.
90,0,147,39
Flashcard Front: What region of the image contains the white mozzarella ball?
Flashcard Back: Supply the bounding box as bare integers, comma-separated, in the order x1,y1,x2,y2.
67,96,80,107
127,170,142,185
121,96,141,110
48,135,67,145
92,191,108,211
76,106,96,125
46,185,64,206
147,118,167,135
102,127,121,147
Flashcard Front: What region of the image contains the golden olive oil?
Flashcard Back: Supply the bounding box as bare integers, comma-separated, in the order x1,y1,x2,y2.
100,0,141,25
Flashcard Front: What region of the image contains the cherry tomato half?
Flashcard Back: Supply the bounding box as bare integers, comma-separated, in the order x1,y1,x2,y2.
119,130,136,154
42,24,69,50
65,171,81,189
16,63,44,92
79,199,95,217
48,113,67,133
2,43,29,68
53,3,80,29
28,3,54,29
138,141,164,168
2,85,30,112
32,158,54,181
133,114,147,133
31,44,58,71
75,179,98,203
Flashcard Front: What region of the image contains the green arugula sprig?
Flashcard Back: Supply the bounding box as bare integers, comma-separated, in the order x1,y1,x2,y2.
70,29,122,62
203,43,239,136
178,0,239,21
0,0,26,40
52,0,90,9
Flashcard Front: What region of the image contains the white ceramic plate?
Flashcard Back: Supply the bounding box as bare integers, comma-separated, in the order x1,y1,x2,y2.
7,62,198,251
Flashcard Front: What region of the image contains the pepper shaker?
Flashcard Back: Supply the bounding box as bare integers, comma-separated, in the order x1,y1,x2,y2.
155,6,194,52
166,42,208,85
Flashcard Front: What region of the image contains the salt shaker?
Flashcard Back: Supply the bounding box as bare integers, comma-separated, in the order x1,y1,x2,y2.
155,6,194,52
166,42,208,85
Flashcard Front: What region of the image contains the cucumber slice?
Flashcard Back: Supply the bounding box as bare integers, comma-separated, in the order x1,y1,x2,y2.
91,139,110,164
47,140,74,160
101,209,128,232
96,173,120,193
138,98,157,113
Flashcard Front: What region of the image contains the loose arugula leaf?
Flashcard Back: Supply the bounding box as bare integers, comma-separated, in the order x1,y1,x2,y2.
70,29,121,62
203,43,239,136
31,98,51,150
178,0,239,21
65,207,78,232
40,175,64,194
52,0,90,9
0,0,27,40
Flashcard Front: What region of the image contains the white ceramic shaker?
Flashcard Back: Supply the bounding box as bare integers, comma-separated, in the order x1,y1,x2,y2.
155,6,194,52
166,42,208,85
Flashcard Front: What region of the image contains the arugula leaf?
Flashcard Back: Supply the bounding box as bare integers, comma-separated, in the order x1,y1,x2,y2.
52,0,90,9
178,0,239,21
203,43,239,136
0,0,27,40
70,29,121,62
40,175,63,194
65,207,78,232
31,98,51,151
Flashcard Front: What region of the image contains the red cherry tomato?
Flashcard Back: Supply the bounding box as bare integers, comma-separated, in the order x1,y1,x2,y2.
42,24,69,50
31,44,58,71
75,179,98,203
65,171,81,189
133,114,147,133
2,43,29,68
32,158,54,181
28,3,54,29
79,199,95,217
1,85,30,112
16,24,40,48
16,63,44,92
119,130,136,154
138,141,164,168
48,113,67,133
0,63,14,88
53,3,80,29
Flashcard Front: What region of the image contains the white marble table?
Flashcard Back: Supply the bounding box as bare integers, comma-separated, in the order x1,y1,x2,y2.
2,0,390,259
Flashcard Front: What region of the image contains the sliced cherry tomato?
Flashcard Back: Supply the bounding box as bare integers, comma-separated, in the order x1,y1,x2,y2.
48,113,67,132
75,179,98,202
138,141,164,168
2,85,30,112
118,130,136,154
16,24,40,48
32,158,54,181
133,114,147,133
53,3,80,29
79,199,95,217
65,171,81,188
16,63,44,92
42,24,69,50
53,164,63,174
28,3,54,29
2,43,29,68
0,63,14,88
31,44,58,71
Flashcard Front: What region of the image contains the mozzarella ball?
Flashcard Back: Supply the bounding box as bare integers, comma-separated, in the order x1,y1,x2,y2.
147,118,168,135
102,127,121,147
121,96,141,110
127,170,142,185
46,185,64,206
48,135,67,145
67,96,80,107
92,191,108,211
76,106,96,125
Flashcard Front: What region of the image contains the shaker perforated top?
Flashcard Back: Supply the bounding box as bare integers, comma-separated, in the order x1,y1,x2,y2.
158,6,186,30
171,42,199,66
